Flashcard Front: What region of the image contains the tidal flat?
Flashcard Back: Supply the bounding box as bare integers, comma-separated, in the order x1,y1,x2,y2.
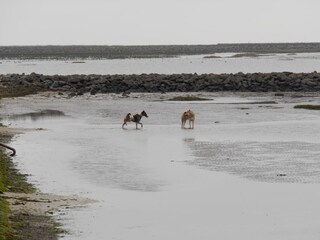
1,91,320,240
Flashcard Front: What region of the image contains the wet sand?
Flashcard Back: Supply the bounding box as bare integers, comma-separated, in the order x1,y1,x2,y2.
2,192,95,216
1,92,320,240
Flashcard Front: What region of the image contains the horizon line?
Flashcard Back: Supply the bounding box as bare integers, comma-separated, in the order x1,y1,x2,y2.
1,42,320,47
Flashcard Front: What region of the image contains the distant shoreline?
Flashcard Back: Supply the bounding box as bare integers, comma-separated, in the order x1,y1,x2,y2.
1,43,320,60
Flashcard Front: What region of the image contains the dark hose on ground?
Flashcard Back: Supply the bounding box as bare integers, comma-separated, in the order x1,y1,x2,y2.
0,143,16,156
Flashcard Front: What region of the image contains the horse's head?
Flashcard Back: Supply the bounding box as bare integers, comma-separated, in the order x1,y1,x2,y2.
186,109,195,119
141,110,148,118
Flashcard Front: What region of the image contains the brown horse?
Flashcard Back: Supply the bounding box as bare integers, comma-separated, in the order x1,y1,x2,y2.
181,109,195,129
122,110,148,129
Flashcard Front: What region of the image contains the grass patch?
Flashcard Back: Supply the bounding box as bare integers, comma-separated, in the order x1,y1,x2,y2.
0,150,35,194
203,55,221,59
0,143,35,239
168,95,212,101
0,86,44,99
294,104,320,110
230,53,261,58
9,213,65,240
0,199,15,240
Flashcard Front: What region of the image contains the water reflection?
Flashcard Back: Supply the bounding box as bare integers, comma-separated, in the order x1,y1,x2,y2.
7,109,65,122
185,140,320,183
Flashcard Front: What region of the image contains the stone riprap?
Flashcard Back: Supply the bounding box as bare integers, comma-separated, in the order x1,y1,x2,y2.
0,72,320,95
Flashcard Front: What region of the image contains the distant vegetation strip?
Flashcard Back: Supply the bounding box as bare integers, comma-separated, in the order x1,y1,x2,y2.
1,43,320,59
294,104,320,110
168,96,212,101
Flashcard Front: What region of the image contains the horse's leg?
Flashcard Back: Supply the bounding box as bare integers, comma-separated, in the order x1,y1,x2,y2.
123,119,131,128
181,119,185,129
135,122,143,129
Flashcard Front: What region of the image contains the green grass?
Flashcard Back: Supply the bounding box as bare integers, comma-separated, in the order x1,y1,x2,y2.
294,104,320,110
0,149,35,240
0,151,35,194
0,200,14,240
168,95,212,101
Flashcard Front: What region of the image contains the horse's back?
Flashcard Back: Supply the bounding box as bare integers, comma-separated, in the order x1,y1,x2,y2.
181,112,188,122
188,110,195,120
124,113,132,122
133,114,141,122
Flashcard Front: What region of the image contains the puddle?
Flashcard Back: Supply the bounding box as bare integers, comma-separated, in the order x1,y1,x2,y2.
6,109,65,122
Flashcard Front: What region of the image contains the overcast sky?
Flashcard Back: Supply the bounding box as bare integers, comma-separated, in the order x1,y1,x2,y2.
1,0,319,46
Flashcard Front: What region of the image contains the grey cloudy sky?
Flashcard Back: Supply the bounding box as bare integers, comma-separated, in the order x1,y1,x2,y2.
1,0,319,45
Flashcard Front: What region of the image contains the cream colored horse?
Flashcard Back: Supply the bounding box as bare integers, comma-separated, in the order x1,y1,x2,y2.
181,109,195,129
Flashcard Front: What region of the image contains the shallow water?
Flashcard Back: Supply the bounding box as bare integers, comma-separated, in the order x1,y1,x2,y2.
1,93,320,240
1,52,320,74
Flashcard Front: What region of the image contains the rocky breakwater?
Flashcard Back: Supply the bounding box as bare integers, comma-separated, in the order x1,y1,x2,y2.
0,72,320,95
